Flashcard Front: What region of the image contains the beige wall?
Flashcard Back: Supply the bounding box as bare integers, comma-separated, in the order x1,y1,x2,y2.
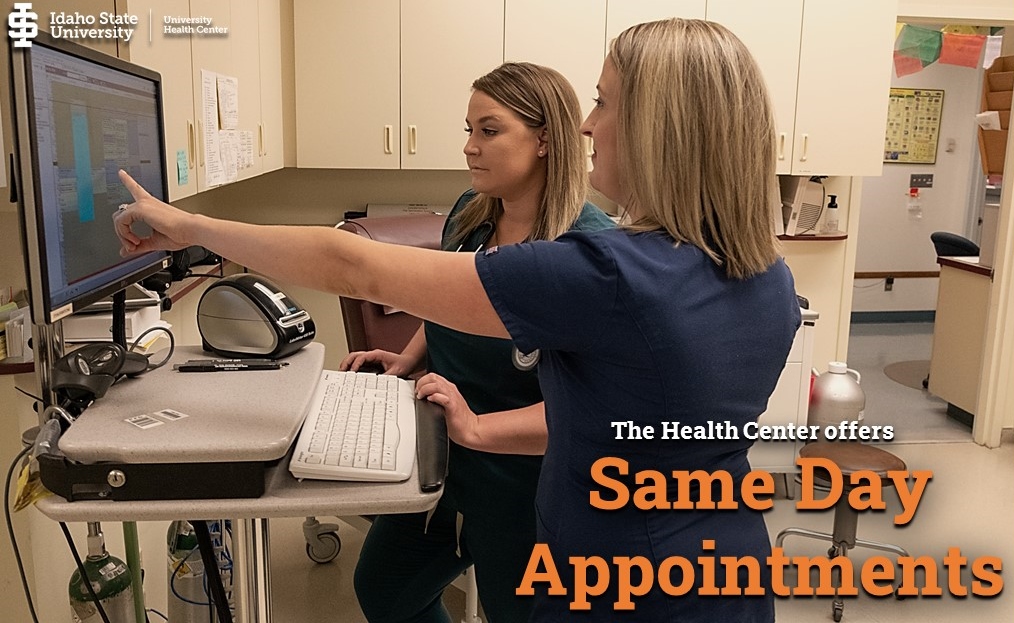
899,0,1014,23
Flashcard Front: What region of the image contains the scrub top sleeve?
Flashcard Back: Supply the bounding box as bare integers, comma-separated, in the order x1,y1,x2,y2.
474,233,618,354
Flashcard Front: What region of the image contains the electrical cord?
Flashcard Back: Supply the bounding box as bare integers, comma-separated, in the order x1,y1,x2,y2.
60,522,113,623
5,445,40,623
854,280,889,290
129,325,176,371
170,544,212,606
15,385,42,403
146,608,168,621
191,520,234,623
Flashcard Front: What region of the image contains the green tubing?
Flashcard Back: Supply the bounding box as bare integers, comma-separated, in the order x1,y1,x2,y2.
121,522,146,623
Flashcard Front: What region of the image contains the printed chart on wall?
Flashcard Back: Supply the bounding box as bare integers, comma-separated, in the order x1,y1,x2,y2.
884,88,944,164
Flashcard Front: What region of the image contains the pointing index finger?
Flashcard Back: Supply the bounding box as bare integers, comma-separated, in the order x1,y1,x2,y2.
118,169,152,201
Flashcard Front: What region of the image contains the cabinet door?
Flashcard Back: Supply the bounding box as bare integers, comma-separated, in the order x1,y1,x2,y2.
126,0,199,201
401,0,504,170
706,0,803,176
791,0,896,176
258,0,285,173
294,0,400,169
190,0,234,191
231,0,263,182
505,0,606,121
605,0,705,46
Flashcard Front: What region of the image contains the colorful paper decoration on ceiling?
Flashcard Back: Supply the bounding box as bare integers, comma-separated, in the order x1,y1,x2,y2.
893,23,990,77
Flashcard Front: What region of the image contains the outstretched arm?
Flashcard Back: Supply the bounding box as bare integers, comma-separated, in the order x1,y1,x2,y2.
113,170,509,339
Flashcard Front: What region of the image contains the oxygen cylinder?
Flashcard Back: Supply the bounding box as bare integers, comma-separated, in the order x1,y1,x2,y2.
167,520,210,623
69,525,134,623
808,361,865,439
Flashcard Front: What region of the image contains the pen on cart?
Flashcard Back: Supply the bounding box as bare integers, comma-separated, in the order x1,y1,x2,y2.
173,359,287,372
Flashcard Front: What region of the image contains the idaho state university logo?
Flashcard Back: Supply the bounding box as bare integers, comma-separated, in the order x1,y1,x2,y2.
8,3,39,47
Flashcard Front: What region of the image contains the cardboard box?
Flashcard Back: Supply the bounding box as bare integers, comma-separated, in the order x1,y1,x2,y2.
978,129,1008,176
986,90,1012,111
979,55,1014,175
988,71,1013,92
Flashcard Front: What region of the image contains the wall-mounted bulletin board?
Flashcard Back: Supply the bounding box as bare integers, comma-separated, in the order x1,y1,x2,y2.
883,88,945,164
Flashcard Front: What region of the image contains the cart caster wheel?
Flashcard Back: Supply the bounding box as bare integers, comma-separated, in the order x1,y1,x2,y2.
832,603,843,622
306,531,341,564
828,547,837,558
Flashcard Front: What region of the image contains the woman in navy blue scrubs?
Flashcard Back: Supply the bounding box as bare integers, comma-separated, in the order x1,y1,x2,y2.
115,18,799,622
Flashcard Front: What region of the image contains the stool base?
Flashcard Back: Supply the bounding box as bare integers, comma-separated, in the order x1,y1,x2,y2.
775,526,909,622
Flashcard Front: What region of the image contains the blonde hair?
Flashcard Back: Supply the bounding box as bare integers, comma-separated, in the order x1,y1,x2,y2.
450,62,587,245
611,18,780,279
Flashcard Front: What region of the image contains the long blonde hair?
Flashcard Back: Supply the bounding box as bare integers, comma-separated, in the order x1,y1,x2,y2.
449,62,587,245
611,18,780,279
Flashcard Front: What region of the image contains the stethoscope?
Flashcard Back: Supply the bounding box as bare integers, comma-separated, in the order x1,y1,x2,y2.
455,220,495,253
454,220,540,371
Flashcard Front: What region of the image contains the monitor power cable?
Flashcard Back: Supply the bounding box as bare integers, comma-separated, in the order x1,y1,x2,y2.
4,444,39,623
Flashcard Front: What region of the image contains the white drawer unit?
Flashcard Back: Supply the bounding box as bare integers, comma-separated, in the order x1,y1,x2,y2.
748,309,818,472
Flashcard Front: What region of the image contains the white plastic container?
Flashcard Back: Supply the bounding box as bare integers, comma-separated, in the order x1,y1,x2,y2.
808,361,865,437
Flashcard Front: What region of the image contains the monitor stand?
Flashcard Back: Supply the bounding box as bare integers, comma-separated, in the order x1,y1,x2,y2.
111,290,150,376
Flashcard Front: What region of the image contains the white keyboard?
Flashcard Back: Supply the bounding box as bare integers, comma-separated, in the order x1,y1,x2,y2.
289,370,417,482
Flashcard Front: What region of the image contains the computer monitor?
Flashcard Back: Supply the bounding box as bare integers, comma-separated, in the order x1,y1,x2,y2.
9,31,171,328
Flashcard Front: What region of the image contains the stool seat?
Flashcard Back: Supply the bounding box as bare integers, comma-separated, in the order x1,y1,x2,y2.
800,442,907,481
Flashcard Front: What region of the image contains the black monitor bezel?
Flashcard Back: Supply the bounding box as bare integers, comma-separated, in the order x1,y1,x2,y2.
9,31,172,326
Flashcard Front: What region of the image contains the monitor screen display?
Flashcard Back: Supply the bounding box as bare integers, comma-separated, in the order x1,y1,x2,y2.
10,32,170,325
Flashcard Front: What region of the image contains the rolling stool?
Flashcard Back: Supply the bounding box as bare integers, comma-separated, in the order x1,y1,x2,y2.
776,442,910,622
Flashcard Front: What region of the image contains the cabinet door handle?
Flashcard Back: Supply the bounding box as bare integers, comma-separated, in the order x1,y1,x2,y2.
187,121,195,169
408,125,417,155
384,125,393,155
259,123,265,157
800,133,808,162
777,132,786,161
197,120,204,168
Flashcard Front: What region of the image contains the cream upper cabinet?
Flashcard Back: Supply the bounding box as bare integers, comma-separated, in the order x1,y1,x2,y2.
222,0,283,181
400,1,504,170
605,0,706,44
505,0,607,121
705,0,803,176
790,0,896,176
294,1,400,169
708,0,896,176
126,0,199,201
258,0,285,173
296,0,501,170
127,0,283,198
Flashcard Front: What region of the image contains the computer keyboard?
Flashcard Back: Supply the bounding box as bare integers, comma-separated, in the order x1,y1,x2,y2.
289,369,417,482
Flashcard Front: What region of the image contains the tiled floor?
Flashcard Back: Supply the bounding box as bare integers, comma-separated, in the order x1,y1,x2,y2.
266,323,1012,622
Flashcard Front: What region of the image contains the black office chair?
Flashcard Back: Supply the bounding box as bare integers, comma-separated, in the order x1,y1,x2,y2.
930,231,979,257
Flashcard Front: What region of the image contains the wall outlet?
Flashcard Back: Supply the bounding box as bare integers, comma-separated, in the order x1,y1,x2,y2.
885,277,895,292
